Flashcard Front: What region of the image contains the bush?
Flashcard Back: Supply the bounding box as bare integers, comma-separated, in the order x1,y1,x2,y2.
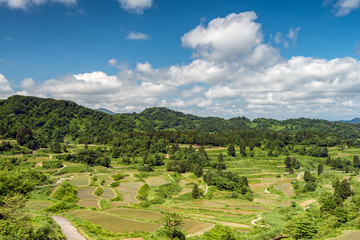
111,173,126,181
137,184,151,201
42,160,63,169
44,201,77,213
94,187,103,197
52,181,78,203
110,181,120,188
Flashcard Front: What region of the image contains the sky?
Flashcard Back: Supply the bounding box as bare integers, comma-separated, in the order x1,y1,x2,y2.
1,0,360,120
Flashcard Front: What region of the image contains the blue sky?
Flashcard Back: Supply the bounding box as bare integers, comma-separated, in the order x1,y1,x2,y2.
1,0,360,120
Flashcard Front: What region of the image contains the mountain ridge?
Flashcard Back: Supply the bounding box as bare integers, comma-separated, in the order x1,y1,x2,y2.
1,95,360,145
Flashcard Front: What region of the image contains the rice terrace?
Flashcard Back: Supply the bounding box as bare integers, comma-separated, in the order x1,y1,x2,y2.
2,96,360,240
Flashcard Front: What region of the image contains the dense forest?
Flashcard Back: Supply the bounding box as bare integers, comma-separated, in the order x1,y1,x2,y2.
1,95,360,150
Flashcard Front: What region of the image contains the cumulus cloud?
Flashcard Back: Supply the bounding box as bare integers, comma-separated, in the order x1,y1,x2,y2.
0,0,77,9
325,0,360,16
181,12,264,62
0,74,13,98
118,0,152,14
126,32,151,40
7,11,360,119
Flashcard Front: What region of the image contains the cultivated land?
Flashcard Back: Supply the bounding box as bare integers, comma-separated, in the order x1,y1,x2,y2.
3,141,358,240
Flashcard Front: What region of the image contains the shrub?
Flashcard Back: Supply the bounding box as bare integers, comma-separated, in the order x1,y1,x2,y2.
94,187,103,197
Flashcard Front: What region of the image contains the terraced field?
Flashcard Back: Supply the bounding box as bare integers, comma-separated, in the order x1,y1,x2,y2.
117,182,143,204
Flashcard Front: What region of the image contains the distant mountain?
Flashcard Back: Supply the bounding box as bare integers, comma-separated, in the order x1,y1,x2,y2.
1,95,360,144
338,118,360,124
96,108,115,115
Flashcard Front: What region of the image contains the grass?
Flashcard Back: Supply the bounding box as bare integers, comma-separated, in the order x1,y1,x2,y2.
67,209,161,233
25,200,53,211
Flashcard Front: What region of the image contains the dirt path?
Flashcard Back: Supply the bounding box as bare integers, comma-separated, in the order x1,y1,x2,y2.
203,186,208,195
297,172,304,180
168,174,174,181
251,215,268,228
52,216,86,240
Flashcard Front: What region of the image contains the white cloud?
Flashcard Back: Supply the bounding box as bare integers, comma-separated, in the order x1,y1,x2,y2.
182,86,205,98
8,11,360,119
126,32,151,40
0,0,77,9
0,74,13,98
181,12,265,62
287,27,301,44
334,0,360,16
118,0,152,14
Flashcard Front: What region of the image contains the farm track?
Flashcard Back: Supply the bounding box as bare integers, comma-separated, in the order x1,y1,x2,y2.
52,216,86,240
251,215,268,228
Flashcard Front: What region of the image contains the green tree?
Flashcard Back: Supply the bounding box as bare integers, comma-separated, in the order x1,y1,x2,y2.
303,170,314,182
353,155,360,168
239,141,246,157
217,153,224,162
192,164,203,177
16,126,34,148
161,212,185,240
192,183,202,199
216,153,226,172
284,156,292,168
227,144,236,157
335,179,351,200
318,163,323,175
286,214,317,239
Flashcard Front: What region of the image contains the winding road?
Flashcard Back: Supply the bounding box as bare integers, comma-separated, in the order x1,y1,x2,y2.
52,216,86,240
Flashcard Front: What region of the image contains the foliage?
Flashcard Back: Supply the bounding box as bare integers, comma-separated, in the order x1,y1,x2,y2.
42,160,63,169
203,171,251,196
286,214,317,239
155,182,181,198
94,187,104,197
161,212,185,240
192,183,203,199
111,173,126,181
52,181,78,203
59,149,110,167
0,169,51,202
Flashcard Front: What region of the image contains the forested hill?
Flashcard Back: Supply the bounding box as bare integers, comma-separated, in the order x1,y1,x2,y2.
0,95,360,147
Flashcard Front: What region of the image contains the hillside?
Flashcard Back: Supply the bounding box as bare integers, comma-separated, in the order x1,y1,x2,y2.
0,95,360,147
